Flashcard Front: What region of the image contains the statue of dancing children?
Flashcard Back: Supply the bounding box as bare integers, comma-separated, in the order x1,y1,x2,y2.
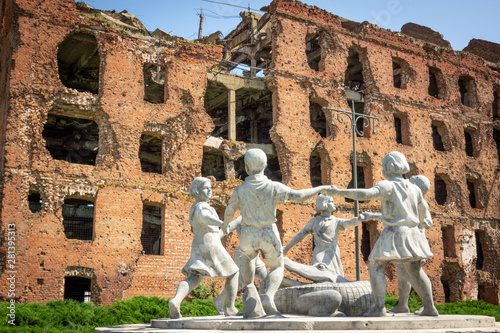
169,177,239,319
328,152,438,317
361,175,432,314
223,148,332,316
283,194,366,284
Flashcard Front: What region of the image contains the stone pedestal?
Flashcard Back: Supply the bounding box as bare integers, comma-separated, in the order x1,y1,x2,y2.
95,314,500,332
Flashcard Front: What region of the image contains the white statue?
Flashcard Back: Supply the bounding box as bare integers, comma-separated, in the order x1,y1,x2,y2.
328,151,438,317
169,177,239,319
361,174,432,315
223,148,332,317
283,194,365,284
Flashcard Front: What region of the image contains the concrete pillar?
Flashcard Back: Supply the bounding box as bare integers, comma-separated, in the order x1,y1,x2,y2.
228,88,236,141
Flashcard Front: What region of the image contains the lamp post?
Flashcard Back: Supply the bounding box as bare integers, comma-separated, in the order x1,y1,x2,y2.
324,100,380,281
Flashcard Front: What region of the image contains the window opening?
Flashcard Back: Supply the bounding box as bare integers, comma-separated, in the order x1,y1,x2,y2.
493,89,499,120
432,123,445,151
139,133,163,174
202,150,225,181
43,113,99,165
434,175,447,205
346,166,366,203
345,48,364,92
393,61,402,88
310,150,322,187
475,230,485,270
142,204,162,255
64,276,91,302
458,75,476,107
310,100,327,138
464,130,474,157
265,155,282,182
28,191,42,213
57,33,100,94
305,33,321,71
62,198,94,240
143,64,165,104
428,67,441,98
361,222,371,261
441,278,451,303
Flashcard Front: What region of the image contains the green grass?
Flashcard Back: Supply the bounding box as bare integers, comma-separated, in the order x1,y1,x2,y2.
0,293,497,332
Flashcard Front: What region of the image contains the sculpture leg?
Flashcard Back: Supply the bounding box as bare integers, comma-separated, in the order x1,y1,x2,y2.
169,274,203,319
364,260,388,317
403,261,438,316
260,252,283,315
223,271,239,316
388,264,411,313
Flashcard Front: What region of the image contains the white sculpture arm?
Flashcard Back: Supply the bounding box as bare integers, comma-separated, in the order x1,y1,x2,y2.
198,208,224,228
329,186,382,201
286,185,332,203
283,229,309,255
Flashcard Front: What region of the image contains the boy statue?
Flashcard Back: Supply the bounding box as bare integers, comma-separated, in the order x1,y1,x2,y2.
223,148,332,317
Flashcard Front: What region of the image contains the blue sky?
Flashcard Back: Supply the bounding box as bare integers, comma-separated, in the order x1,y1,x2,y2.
87,0,499,50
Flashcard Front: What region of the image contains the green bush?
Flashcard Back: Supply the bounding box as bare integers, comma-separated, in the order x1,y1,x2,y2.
0,294,497,332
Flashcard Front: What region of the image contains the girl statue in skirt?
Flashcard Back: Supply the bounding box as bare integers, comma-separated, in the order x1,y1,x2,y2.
328,151,438,317
168,177,239,319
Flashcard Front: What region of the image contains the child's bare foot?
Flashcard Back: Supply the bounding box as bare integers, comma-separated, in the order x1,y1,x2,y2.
168,300,182,319
419,305,438,316
213,295,225,315
260,294,280,315
225,306,239,316
388,302,410,314
363,306,387,317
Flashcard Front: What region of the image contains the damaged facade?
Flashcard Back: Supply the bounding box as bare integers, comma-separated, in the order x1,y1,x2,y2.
0,0,499,305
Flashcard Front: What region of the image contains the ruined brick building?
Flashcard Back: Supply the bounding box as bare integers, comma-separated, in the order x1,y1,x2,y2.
0,0,499,305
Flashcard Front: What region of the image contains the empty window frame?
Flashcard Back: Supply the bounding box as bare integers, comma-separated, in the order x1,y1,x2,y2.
464,128,478,157
57,33,100,94
393,114,410,145
494,128,500,163
475,230,486,270
392,58,411,89
28,191,42,213
467,179,482,209
265,155,282,182
493,86,500,120
346,165,369,203
345,48,364,92
139,133,163,174
431,122,448,151
310,150,322,187
43,113,99,165
428,66,443,99
361,222,371,262
434,175,447,205
62,198,94,240
143,64,165,104
64,276,92,302
142,204,162,255
305,33,321,71
202,150,226,181
310,100,327,138
458,75,477,107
